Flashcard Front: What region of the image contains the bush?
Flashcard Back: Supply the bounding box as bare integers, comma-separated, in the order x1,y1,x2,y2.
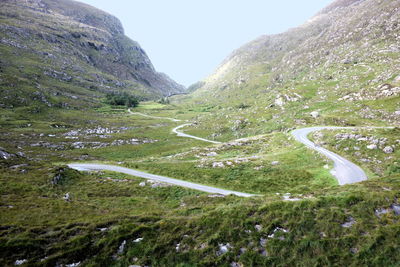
105,92,139,107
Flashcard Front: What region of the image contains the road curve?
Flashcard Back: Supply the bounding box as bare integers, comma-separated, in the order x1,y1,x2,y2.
291,126,367,185
128,109,181,122
128,109,221,144
172,124,222,144
68,163,256,197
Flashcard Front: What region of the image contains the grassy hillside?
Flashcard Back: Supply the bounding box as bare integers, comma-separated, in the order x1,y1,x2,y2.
176,0,399,139
1,0,400,266
0,0,185,110
0,103,399,266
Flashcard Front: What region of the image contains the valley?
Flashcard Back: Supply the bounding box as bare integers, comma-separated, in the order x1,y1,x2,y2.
0,0,399,266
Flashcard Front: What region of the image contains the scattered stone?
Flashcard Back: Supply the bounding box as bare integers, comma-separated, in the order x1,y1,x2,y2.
139,182,146,187
206,152,218,157
212,162,225,168
271,161,280,166
375,208,390,217
117,240,126,254
63,192,71,202
10,164,28,169
341,217,356,228
310,111,320,118
226,161,234,166
391,204,400,215
133,237,143,243
150,182,171,188
66,262,81,267
16,152,26,157
367,144,377,150
0,148,14,160
15,259,27,265
383,146,394,154
350,248,359,254
282,193,301,201
255,224,262,232
268,227,289,239
230,262,242,267
217,243,232,256
99,228,108,232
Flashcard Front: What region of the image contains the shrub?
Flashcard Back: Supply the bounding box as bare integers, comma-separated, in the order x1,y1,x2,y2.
105,92,139,107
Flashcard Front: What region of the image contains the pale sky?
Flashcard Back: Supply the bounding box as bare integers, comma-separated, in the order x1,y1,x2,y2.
79,0,333,86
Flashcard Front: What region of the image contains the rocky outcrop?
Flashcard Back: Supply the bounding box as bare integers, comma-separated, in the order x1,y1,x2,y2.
0,0,185,109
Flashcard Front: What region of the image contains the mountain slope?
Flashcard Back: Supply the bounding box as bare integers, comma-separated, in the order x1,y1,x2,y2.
0,0,185,109
182,0,399,138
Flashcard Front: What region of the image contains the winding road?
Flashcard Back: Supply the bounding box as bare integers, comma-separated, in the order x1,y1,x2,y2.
291,127,367,185
68,163,255,197
172,124,222,144
69,109,390,196
128,108,221,144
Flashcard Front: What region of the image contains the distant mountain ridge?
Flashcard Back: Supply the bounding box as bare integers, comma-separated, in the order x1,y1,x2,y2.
0,0,185,109
179,0,399,139
191,0,399,104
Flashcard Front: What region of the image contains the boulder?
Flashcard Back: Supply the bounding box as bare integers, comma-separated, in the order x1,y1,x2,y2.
310,111,319,118
367,144,378,150
383,146,394,154
0,148,14,160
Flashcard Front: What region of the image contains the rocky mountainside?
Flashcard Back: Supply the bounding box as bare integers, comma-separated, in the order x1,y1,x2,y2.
184,0,399,136
0,0,185,109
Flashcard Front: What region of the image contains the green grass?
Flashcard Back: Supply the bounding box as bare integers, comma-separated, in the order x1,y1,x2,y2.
1,103,400,266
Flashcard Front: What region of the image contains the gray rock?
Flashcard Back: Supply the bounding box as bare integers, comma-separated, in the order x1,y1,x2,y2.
15,259,28,265
383,146,394,154
271,161,280,166
255,224,262,232
0,148,14,160
375,208,390,217
217,243,232,256
392,204,400,215
367,144,377,150
341,217,355,228
63,192,71,201
310,111,320,118
117,240,126,254
212,162,225,168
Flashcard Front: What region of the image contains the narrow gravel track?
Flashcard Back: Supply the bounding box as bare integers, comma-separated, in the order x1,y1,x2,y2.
68,163,256,197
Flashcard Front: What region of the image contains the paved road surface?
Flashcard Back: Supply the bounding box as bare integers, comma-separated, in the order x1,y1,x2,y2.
172,124,222,144
68,163,256,197
291,126,367,185
128,109,181,122
128,109,221,144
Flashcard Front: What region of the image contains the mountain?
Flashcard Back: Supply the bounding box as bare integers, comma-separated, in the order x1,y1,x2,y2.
184,0,399,136
0,0,185,109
